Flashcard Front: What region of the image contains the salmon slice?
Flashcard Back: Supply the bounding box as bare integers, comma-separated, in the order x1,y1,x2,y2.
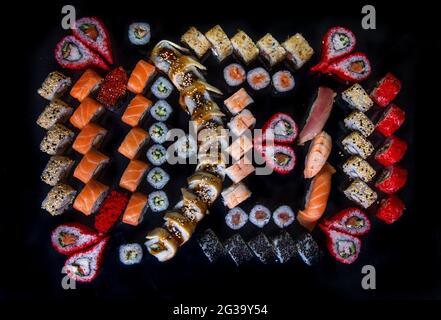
304,131,332,178
119,160,149,192
226,135,253,160
70,69,103,102
221,182,252,209
224,88,254,115
70,97,103,129
72,123,107,155
118,127,149,159
121,94,152,127
73,149,110,184
73,179,109,215
225,157,255,183
122,192,148,226
127,60,156,94
228,109,256,136
297,163,335,231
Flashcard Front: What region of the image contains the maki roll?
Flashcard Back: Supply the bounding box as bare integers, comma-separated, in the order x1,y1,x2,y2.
119,160,149,193
40,124,75,155
343,111,375,137
272,70,295,93
295,233,322,266
196,152,227,180
224,234,254,266
262,112,298,144
271,231,297,263
223,63,246,87
37,99,73,130
341,84,373,112
370,73,401,107
70,97,104,129
175,188,208,223
342,155,376,183
38,71,72,101
228,109,256,137
118,127,149,160
150,100,172,121
145,228,178,262
230,30,259,64
256,33,286,67
122,192,149,226
73,179,109,216
149,122,169,144
282,33,314,69
73,123,107,155
225,159,255,184
249,205,271,228
42,183,77,216
324,229,361,264
127,60,156,94
263,145,296,174
247,233,277,264
375,165,408,194
151,76,174,99
341,131,374,159
221,182,251,209
375,136,408,166
376,104,405,137
41,155,74,186
198,229,225,263
122,94,153,127
273,205,295,228
181,26,211,58
225,207,248,230
204,25,233,62
148,191,169,212
119,243,143,265
70,69,103,102
128,22,151,45
147,167,170,189
73,150,110,184
344,179,377,209
163,211,195,245
325,52,372,82
146,144,168,166
247,67,270,90
224,88,254,115
321,207,371,236
51,223,102,255
94,190,129,233
97,67,128,108
187,171,223,205
376,195,405,224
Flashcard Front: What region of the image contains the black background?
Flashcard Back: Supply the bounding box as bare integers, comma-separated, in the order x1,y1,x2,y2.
1,0,440,312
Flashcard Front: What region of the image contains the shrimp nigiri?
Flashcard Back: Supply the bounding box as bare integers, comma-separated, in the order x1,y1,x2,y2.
304,131,332,178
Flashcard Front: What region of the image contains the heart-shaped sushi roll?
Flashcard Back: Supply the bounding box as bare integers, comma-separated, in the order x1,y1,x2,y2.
321,207,371,236
263,144,296,174
323,228,361,264
51,223,103,255
262,112,298,144
325,52,372,82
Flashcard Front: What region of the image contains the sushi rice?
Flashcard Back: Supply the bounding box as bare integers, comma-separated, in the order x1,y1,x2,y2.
247,67,270,90
272,70,295,93
119,243,143,265
128,22,151,45
149,122,169,144
150,100,172,121
223,63,246,86
272,205,295,228
147,167,170,189
151,76,173,99
225,207,248,230
148,191,169,212
146,144,168,166
249,204,271,228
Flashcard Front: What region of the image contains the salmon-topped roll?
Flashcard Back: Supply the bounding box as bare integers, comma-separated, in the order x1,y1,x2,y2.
118,127,149,159
127,60,156,94
73,149,110,184
72,123,107,155
73,179,109,215
121,94,152,127
122,192,148,226
119,160,149,192
224,88,254,115
70,97,104,129
70,69,103,102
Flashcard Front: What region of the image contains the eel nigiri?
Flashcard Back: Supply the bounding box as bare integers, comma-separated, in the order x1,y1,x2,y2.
298,87,335,145
297,163,335,231
304,131,332,178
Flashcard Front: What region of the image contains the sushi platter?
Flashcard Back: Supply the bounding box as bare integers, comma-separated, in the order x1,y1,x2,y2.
23,5,424,301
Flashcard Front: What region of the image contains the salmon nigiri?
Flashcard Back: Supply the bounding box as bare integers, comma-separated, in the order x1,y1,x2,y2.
70,69,103,102
70,97,104,129
304,131,332,178
121,94,152,127
127,60,156,94
297,163,335,231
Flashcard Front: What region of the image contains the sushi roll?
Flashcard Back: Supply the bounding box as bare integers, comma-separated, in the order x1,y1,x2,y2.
69,97,104,129
118,127,149,160
375,165,408,194
343,111,375,137
204,25,233,62
272,70,295,93
122,192,149,226
146,144,168,166
227,109,256,137
181,26,211,58
320,207,371,236
224,234,254,266
119,243,143,265
230,30,259,64
149,122,169,144
151,76,173,99
150,100,172,121
147,167,170,189
256,33,286,67
122,94,153,127
37,99,73,130
94,190,130,233
263,145,296,174
225,207,248,230
40,124,75,155
247,233,277,264
342,155,376,183
272,205,295,228
145,228,178,262
375,136,408,166
38,71,72,100
42,183,77,216
221,182,251,209
247,67,270,90
295,233,322,266
249,205,271,228
96,67,129,108
225,159,255,184
376,195,405,224
224,88,254,115
370,73,401,107
128,22,151,45
223,63,246,87
119,160,149,192
163,211,195,245
326,52,372,82
375,104,405,137
187,171,223,205
73,150,110,184
172,134,197,160
70,69,103,102
324,229,361,264
198,229,225,263
344,179,377,209
341,131,374,159
271,231,297,263
226,135,253,161
175,188,208,223
51,223,102,255
41,155,74,186
262,112,298,144
341,83,373,112
127,60,156,94
148,191,169,212
72,123,107,155
73,179,109,215
196,152,227,180
282,33,314,69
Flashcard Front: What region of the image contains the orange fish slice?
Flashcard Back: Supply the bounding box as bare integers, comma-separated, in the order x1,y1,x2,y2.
119,160,149,192
73,179,109,216
70,97,103,129
73,149,110,184
72,123,107,155
122,192,148,226
127,60,156,94
118,127,149,159
121,94,152,127
70,69,103,102
304,131,332,178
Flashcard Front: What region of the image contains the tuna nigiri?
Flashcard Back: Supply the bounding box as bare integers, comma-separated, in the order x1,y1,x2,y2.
118,127,149,159
70,97,104,129
73,149,109,184
70,69,103,102
121,94,152,127
73,179,109,215
304,131,332,178
297,163,335,231
298,87,335,145
72,123,107,155
127,60,156,94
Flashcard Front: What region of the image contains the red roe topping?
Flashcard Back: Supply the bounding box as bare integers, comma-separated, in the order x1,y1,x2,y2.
97,67,128,107
94,190,129,233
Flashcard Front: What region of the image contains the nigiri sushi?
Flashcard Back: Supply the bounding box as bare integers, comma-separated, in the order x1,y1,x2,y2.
304,131,332,178
70,69,103,102
72,123,107,155
69,97,104,129
73,179,109,215
73,149,110,184
119,160,149,192
127,60,156,94
118,127,149,160
122,192,148,226
122,94,152,127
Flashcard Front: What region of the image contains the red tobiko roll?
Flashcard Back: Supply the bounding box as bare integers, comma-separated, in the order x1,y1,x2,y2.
376,195,405,224
94,190,129,233
324,52,372,82
376,104,405,137
320,207,371,237
375,136,408,166
263,144,296,174
262,112,298,144
375,165,408,194
97,67,128,108
370,73,401,107
323,228,361,264
51,223,103,255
